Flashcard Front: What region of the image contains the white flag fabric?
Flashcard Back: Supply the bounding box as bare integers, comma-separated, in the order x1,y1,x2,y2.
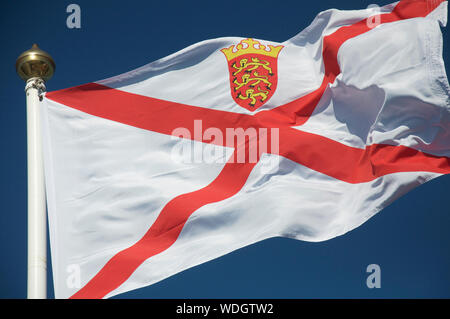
42,0,449,298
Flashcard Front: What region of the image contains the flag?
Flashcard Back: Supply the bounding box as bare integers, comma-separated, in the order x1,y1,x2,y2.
42,0,450,298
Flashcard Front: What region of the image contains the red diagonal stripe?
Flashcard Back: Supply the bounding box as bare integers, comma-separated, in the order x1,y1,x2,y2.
46,82,254,145
279,127,450,183
70,152,257,299
256,0,445,126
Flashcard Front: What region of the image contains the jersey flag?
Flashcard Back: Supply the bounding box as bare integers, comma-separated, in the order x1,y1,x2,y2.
42,0,450,298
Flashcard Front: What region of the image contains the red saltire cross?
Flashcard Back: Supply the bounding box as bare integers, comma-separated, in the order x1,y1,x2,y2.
46,0,450,299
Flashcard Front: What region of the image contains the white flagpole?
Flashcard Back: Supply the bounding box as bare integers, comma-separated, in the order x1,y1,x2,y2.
16,44,55,299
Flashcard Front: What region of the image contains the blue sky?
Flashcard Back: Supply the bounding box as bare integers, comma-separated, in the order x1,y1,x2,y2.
0,0,449,298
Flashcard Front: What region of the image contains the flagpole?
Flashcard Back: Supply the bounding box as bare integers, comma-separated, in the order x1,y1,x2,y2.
16,44,55,299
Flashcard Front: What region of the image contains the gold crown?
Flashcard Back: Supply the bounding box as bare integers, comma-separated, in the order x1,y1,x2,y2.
221,38,283,60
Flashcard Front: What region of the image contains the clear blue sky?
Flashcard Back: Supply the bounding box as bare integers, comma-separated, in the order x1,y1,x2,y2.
1,0,449,299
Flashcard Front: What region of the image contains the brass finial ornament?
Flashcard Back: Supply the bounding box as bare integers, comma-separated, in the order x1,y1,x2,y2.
16,44,55,82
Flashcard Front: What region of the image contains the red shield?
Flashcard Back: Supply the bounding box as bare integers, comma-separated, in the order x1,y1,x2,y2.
221,39,283,112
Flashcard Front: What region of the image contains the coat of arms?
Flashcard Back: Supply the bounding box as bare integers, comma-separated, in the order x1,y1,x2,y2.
221,38,283,111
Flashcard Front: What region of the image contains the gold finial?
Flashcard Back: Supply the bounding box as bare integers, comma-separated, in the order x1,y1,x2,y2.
16,44,55,82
